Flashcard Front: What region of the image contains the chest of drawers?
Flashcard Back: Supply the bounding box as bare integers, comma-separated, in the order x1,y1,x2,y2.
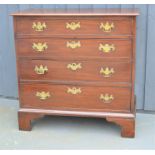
12,8,139,138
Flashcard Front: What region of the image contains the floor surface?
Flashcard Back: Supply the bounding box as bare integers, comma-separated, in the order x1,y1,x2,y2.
0,97,155,149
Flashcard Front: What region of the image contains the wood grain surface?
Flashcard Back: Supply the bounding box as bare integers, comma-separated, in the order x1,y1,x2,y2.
15,17,132,36
18,59,132,83
12,8,138,137
16,38,132,59
19,83,131,112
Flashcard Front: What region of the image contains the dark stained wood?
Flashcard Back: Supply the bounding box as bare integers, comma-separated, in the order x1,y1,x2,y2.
12,8,139,137
19,108,135,118
11,8,139,16
18,111,44,131
131,17,136,113
19,83,131,112
16,34,134,39
16,38,132,59
20,80,132,87
18,59,132,83
106,117,135,138
18,108,135,133
15,17,132,36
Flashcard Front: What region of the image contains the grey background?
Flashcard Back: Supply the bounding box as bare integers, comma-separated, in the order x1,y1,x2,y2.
0,4,154,111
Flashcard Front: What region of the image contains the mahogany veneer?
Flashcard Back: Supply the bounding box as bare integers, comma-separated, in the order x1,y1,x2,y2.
19,60,132,82
15,17,132,36
16,38,132,59
12,8,139,138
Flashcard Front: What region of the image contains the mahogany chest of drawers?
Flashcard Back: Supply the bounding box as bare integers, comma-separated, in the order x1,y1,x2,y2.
12,8,139,138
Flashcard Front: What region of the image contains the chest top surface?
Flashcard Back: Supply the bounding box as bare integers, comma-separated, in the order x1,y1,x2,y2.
11,8,139,16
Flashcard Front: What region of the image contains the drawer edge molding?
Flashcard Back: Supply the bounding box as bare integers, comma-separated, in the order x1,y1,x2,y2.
15,34,134,39
19,80,132,87
19,108,135,118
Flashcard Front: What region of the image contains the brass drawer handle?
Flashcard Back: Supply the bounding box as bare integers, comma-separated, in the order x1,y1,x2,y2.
66,41,81,49
100,22,114,32
32,43,48,52
100,67,114,77
66,22,80,30
32,22,47,31
34,65,48,75
100,94,114,103
67,63,82,71
67,87,81,95
36,91,51,100
99,44,115,53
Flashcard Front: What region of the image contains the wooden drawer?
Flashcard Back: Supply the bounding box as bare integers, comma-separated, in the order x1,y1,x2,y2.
19,59,131,83
16,38,132,59
15,17,132,36
19,83,131,112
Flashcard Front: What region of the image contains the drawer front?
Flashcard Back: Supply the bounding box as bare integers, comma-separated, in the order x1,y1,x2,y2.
16,38,132,59
16,17,132,35
19,60,131,83
20,83,131,112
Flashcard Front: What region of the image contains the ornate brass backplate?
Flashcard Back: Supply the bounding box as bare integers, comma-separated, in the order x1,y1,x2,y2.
66,22,80,30
32,42,48,52
32,22,47,31
67,87,82,95
100,67,115,77
99,44,115,53
100,22,114,32
34,65,48,75
66,41,81,49
36,91,51,100
100,93,114,103
67,63,82,71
